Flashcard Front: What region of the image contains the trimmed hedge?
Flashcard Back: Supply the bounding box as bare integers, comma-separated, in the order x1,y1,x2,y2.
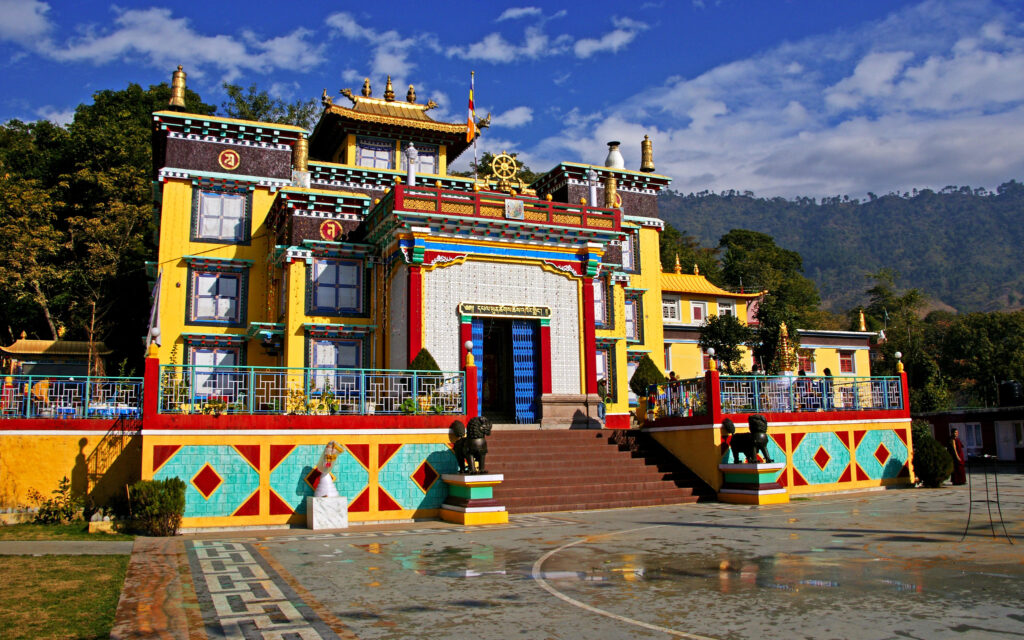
629,354,667,398
129,478,186,536
409,348,441,371
913,433,953,488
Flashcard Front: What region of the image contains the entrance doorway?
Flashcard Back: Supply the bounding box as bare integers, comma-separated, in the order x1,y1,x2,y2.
471,317,540,423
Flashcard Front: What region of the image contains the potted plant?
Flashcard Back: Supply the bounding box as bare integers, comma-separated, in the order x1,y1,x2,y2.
629,354,667,426
408,348,441,412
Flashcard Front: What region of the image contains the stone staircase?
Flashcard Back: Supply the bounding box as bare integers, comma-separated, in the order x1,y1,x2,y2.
484,429,714,514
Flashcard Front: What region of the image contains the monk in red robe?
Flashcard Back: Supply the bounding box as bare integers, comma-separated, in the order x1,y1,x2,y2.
948,428,967,485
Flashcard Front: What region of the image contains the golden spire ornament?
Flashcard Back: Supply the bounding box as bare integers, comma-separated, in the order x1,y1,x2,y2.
384,75,395,101
674,254,682,274
169,65,186,108
640,134,655,172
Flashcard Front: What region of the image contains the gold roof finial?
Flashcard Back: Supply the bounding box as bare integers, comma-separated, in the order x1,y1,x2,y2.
384,75,395,101
780,322,789,337
693,263,700,275
361,78,372,97
858,309,867,331
407,84,416,103
603,174,618,208
640,134,655,172
169,65,186,109
674,254,682,274
20,331,27,339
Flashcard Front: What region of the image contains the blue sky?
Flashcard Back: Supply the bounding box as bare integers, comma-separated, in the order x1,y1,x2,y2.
2,0,1023,198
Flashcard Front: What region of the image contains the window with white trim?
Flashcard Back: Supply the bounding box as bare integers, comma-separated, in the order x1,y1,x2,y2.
191,270,243,325
959,422,983,453
718,300,735,317
311,338,362,391
690,301,707,325
662,295,680,322
190,346,240,399
356,137,395,169
839,350,856,374
627,359,639,405
798,349,816,373
196,191,247,241
593,278,607,326
311,259,362,314
625,299,640,341
400,142,439,175
621,232,636,271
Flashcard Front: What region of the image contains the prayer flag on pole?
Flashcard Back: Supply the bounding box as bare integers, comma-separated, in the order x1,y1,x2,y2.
466,71,476,143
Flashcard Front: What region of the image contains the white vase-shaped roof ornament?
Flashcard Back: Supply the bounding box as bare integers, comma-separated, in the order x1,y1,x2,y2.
604,141,625,169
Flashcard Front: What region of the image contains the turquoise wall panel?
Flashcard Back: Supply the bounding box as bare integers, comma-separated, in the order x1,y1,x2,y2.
792,432,851,485
269,444,368,514
153,445,259,518
378,443,459,510
856,430,908,479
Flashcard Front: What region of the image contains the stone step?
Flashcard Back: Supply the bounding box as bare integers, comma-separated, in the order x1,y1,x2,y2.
495,482,696,500
504,494,701,514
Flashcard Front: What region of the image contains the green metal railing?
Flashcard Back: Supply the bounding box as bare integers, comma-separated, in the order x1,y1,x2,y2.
0,376,143,419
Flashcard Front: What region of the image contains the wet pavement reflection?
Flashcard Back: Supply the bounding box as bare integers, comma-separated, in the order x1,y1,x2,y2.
239,472,1024,640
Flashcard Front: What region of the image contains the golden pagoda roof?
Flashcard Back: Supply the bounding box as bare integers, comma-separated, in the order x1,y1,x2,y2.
660,273,763,299
324,95,467,135
0,339,112,357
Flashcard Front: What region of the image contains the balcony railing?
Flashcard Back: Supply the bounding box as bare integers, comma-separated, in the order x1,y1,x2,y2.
651,377,708,417
719,375,903,414
158,365,465,416
651,374,904,418
0,376,143,419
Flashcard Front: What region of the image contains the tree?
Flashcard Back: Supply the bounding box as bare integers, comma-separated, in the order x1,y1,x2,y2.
698,314,751,374
0,81,214,370
659,223,721,283
717,230,822,373
221,83,318,130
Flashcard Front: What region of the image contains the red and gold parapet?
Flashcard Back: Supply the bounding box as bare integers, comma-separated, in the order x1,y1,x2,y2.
365,183,623,246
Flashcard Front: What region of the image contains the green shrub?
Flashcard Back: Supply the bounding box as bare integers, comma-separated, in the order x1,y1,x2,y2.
129,478,186,536
29,476,82,524
409,348,441,371
913,433,953,488
629,354,666,398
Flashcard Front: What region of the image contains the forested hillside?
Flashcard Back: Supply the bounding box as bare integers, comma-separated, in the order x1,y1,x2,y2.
658,182,1024,313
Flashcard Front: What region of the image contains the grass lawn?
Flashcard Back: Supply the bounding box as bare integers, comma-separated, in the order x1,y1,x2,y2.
0,522,134,541
0,554,129,640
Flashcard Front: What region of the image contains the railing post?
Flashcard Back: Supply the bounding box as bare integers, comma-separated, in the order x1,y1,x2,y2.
359,369,366,414
143,354,160,420
466,366,478,418
705,369,721,423
84,374,92,418
900,371,910,415
26,375,33,418
753,377,761,413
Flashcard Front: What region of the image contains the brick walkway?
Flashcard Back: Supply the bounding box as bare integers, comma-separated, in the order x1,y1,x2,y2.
110,538,202,640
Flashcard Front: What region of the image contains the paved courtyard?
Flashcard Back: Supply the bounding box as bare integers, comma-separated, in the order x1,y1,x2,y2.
116,467,1023,639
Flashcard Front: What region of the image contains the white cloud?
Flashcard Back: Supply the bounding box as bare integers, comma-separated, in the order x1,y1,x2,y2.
326,12,438,85
494,106,533,128
497,7,542,22
26,7,323,81
574,17,649,58
0,0,52,46
526,0,1024,198
34,105,72,126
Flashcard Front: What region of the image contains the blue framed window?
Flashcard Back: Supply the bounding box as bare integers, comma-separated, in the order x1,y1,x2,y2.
593,278,610,328
356,137,395,169
310,259,362,315
401,142,439,175
190,346,241,399
191,188,251,243
189,269,246,326
310,338,362,392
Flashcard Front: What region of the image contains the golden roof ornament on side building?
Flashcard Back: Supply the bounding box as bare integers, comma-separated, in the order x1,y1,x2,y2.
361,78,372,97
641,134,655,172
384,76,395,101
859,309,867,331
407,85,416,103
674,254,682,274
693,263,700,275
169,65,186,109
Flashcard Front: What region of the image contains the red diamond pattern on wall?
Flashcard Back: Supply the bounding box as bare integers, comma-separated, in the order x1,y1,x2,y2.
874,443,891,466
813,446,831,470
411,461,438,493
192,463,223,499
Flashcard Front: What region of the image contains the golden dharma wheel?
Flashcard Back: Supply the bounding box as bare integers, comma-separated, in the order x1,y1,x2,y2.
489,152,518,181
